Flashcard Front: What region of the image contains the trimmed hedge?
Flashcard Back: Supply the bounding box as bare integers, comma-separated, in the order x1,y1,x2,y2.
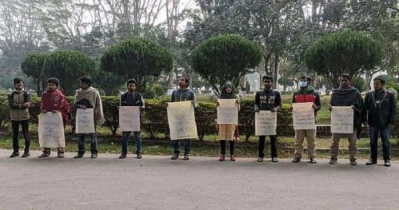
0,96,292,141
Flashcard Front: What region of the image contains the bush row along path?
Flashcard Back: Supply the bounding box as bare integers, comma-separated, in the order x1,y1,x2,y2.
0,149,397,210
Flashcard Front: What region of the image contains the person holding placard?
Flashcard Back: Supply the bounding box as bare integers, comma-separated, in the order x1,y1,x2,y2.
38,78,71,158
363,76,396,167
73,76,104,159
254,76,281,163
8,78,31,158
291,75,321,164
217,81,239,161
118,79,145,159
169,76,197,160
329,74,363,166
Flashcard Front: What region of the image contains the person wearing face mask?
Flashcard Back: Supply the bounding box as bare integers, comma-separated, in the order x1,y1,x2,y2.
363,76,396,167
329,74,364,166
291,75,321,164
217,81,239,161
254,76,282,163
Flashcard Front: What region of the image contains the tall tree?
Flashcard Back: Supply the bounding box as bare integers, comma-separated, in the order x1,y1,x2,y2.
190,34,263,95
304,30,384,88
100,38,173,93
21,53,49,95
41,50,96,95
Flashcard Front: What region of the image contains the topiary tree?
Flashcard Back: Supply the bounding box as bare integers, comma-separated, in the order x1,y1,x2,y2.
21,53,49,96
100,38,173,92
190,34,263,95
41,50,96,95
304,30,384,88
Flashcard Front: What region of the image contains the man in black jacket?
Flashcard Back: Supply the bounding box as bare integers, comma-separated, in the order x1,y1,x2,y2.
363,76,396,167
118,79,145,159
254,76,282,163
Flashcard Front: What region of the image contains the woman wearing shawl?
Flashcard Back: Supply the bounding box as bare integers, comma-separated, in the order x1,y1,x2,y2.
38,78,71,158
217,81,240,161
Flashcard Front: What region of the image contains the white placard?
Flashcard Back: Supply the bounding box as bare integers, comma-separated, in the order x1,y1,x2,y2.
38,112,65,148
119,106,140,132
167,101,198,140
255,111,277,136
75,108,95,134
331,106,354,134
217,99,238,125
292,102,315,130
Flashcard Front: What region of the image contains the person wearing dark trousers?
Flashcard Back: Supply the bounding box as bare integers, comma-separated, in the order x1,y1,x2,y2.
73,76,104,159
8,78,31,158
118,79,145,159
254,76,281,163
169,75,197,161
363,76,396,167
217,81,239,161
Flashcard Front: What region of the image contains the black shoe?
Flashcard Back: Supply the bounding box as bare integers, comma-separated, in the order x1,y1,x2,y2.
137,153,142,159
309,158,317,164
74,154,83,159
366,159,377,165
271,157,278,163
384,160,391,167
292,157,301,163
91,154,98,159
119,154,127,159
171,154,179,160
10,152,19,158
257,157,263,162
21,152,30,158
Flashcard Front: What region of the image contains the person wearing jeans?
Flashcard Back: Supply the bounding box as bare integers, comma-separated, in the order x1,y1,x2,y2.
73,76,104,159
169,75,197,161
8,77,31,158
363,76,396,167
118,79,144,159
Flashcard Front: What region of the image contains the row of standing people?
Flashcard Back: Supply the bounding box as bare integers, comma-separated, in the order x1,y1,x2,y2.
7,74,396,167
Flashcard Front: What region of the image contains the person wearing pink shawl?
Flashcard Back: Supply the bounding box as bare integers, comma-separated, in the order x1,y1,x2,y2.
72,76,104,159
38,77,71,158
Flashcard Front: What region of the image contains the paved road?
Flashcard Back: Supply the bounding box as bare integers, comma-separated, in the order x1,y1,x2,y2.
0,150,398,210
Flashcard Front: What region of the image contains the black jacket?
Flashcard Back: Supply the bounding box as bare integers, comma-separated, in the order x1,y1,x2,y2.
254,89,281,111
363,90,396,127
120,91,144,107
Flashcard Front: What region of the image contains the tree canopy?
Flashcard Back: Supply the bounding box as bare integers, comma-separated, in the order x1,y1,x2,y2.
41,50,96,95
304,30,384,88
21,53,49,95
100,38,173,93
190,34,263,95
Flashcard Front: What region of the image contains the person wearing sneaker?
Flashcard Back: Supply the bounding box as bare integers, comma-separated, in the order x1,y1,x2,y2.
254,76,281,163
38,78,71,158
8,78,31,158
291,75,321,164
217,81,239,162
168,76,197,160
118,79,144,159
329,74,364,166
363,76,396,167
73,76,104,159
